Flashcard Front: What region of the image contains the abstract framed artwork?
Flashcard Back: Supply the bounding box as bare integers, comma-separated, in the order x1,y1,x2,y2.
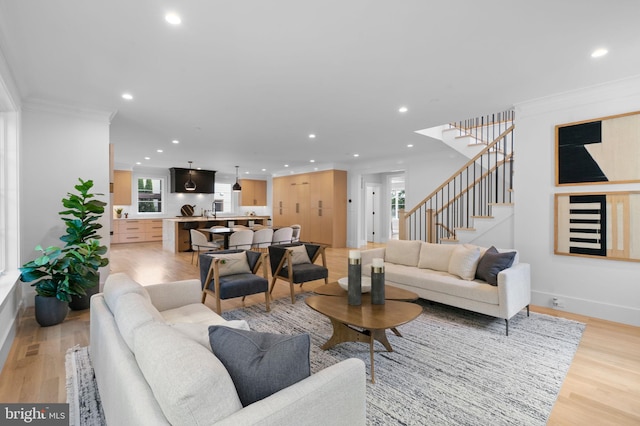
555,110,640,186
554,191,640,262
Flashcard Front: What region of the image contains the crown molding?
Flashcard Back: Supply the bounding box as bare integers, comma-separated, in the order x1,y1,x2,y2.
22,97,117,123
515,74,640,119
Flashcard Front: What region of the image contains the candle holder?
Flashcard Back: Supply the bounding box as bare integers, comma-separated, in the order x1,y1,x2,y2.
348,250,362,306
371,258,385,305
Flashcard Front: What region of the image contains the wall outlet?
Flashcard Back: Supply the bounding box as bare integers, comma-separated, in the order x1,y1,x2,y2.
552,297,566,308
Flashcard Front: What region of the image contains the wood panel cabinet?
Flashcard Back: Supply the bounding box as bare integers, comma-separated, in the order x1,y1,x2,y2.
113,170,132,205
239,179,267,206
272,170,346,247
112,219,163,244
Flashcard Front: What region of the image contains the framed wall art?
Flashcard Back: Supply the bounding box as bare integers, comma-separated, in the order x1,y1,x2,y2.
555,110,640,186
554,191,640,262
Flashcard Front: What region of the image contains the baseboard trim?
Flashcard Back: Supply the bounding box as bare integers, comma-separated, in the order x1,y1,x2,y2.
531,290,640,327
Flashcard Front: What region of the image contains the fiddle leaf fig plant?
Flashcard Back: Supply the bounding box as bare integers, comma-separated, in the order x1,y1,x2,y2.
59,178,107,246
20,178,109,302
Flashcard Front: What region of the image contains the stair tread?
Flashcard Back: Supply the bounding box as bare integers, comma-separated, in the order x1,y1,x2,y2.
454,227,476,231
489,202,514,206
471,215,494,219
440,238,459,242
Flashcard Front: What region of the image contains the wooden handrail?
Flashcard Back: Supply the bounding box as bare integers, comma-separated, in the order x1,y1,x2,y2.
434,152,514,216
404,124,514,217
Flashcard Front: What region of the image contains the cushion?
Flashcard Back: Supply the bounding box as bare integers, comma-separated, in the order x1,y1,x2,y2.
103,272,151,313
113,292,164,351
288,244,311,265
385,240,423,267
213,252,251,277
134,322,243,425
417,243,458,272
475,246,516,285
448,245,482,280
208,326,311,407
171,321,250,350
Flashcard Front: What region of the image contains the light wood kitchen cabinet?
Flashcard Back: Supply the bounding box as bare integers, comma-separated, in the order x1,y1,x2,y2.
239,179,267,206
113,170,132,205
112,219,163,244
272,170,346,247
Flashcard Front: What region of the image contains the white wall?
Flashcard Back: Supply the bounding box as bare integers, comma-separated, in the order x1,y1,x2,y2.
515,75,640,326
347,148,469,248
20,101,111,305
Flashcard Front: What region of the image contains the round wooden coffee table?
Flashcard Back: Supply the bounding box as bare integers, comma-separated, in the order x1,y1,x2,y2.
305,295,422,383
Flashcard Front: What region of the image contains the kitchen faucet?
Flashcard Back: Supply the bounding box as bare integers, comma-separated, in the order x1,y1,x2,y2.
211,201,217,218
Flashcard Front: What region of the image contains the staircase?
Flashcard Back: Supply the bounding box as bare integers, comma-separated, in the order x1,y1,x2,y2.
403,110,515,244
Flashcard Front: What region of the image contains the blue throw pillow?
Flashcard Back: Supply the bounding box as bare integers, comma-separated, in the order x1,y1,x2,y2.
208,326,310,406
475,246,516,285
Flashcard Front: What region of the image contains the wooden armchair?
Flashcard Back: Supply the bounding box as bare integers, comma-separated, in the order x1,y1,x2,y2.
199,250,270,314
268,243,328,303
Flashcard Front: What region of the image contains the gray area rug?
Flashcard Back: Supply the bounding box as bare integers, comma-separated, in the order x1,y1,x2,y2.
65,346,106,426
222,295,585,425
65,296,585,425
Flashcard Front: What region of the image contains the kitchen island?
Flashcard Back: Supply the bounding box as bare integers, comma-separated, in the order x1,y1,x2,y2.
162,216,270,253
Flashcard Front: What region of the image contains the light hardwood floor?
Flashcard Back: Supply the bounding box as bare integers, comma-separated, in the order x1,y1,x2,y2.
1,242,638,425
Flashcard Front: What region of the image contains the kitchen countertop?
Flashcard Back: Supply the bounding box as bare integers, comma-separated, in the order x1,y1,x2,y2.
164,215,270,222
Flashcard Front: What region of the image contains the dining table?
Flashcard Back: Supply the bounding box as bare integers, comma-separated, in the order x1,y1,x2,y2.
199,227,237,249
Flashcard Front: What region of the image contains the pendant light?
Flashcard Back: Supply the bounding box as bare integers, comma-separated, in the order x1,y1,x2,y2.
232,165,242,192
185,161,197,191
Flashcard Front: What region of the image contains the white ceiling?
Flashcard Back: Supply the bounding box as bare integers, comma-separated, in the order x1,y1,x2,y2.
1,0,639,179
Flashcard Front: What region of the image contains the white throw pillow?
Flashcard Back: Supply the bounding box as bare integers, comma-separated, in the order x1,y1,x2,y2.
385,240,422,267
212,252,251,276
448,245,482,280
134,322,243,425
418,243,458,272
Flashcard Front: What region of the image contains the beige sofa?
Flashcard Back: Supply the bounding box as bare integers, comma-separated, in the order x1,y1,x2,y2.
90,273,366,425
360,240,531,335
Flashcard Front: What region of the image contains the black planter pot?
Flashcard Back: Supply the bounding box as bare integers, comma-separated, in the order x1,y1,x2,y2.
35,295,69,327
69,284,99,310
69,272,100,311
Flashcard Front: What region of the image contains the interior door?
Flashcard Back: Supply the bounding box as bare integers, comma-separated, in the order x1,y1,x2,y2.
365,184,381,242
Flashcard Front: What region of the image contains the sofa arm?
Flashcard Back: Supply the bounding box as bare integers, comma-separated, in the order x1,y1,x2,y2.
145,279,203,312
497,263,531,320
215,358,366,426
360,247,386,268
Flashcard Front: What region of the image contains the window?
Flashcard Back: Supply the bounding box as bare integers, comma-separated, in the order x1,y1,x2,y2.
214,183,232,213
137,177,164,214
391,189,405,219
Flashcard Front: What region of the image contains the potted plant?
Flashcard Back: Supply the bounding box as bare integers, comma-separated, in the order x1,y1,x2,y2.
20,179,110,324
115,207,123,218
19,244,96,326
59,178,110,310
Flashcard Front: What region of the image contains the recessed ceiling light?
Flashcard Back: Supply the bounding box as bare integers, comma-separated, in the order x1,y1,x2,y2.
157,149,163,153
197,167,202,170
136,162,141,165
353,154,360,157
172,140,179,144
591,48,608,58
144,157,150,160
398,106,408,113
284,164,289,167
261,168,266,172
310,159,315,163
407,144,414,148
309,134,316,139
165,13,182,25
122,93,133,100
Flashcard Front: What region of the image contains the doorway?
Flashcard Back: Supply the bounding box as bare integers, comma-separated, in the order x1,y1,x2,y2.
389,175,405,240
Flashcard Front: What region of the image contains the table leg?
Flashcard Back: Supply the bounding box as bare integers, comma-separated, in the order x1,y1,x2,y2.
369,335,375,384
391,327,403,337
223,235,230,249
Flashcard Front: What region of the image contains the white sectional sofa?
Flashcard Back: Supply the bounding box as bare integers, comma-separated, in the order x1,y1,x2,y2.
360,240,531,335
90,273,366,425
